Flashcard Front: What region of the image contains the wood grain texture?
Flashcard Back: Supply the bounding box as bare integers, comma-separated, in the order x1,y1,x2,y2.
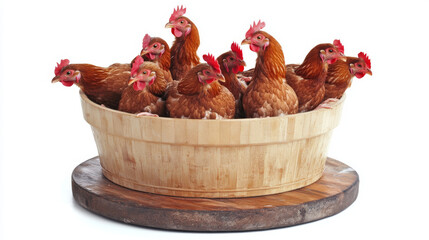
80,91,345,198
72,157,359,232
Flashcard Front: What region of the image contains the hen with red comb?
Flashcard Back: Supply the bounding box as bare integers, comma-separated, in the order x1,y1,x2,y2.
118,59,169,117
286,40,345,112
241,20,298,117
217,43,247,118
136,33,172,82
165,5,200,80
165,53,235,119
52,59,131,109
324,51,372,100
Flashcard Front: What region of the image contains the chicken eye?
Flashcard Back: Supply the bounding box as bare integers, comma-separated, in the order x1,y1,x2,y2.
205,70,210,75
257,35,262,40
66,71,71,75
180,20,184,24
328,49,334,53
357,64,362,67
229,57,234,61
143,71,147,75
153,44,158,48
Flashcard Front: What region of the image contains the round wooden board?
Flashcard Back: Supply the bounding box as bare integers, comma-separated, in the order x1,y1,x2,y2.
72,157,359,232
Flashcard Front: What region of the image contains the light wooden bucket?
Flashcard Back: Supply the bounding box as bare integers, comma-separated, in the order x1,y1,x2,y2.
80,91,344,198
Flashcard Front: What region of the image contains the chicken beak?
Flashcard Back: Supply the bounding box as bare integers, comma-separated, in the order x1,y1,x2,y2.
129,71,156,86
241,39,251,45
165,23,174,28
240,59,246,67
217,73,225,82
128,77,138,86
140,49,149,56
52,76,60,83
366,68,372,76
337,51,346,61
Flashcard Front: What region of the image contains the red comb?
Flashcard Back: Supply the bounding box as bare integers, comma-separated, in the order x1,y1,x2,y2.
245,20,265,39
142,34,151,49
231,42,243,60
54,59,70,76
203,53,221,74
131,56,144,76
169,5,186,22
333,39,344,54
358,52,371,69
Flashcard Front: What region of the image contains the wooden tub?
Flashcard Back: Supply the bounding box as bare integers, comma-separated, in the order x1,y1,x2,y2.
80,91,344,198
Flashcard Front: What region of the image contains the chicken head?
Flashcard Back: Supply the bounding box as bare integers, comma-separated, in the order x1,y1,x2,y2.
129,56,156,91
140,34,166,60
52,59,81,87
222,42,246,73
241,21,269,52
350,52,372,78
198,54,225,84
319,44,344,65
165,6,191,38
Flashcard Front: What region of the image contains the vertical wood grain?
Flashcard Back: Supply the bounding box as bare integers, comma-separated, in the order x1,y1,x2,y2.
80,91,345,198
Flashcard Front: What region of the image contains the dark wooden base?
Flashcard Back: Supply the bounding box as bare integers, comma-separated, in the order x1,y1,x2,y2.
72,157,359,232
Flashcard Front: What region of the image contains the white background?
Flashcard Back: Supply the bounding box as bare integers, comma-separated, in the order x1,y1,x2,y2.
1,0,428,239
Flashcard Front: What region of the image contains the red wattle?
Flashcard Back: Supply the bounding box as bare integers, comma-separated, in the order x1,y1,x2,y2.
355,72,365,79
250,44,260,52
61,80,74,87
205,78,216,84
232,66,242,74
133,81,147,91
238,65,244,72
327,58,338,64
173,28,183,38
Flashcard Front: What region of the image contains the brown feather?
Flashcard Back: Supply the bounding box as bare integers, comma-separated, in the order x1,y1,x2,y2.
286,43,332,112
118,62,168,115
324,57,360,100
170,17,200,80
176,64,222,96
166,64,235,119
217,51,247,118
142,37,171,72
63,63,130,109
141,37,172,83
242,31,298,118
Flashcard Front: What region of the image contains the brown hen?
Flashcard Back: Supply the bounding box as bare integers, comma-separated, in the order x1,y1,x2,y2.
286,40,345,112
324,52,372,100
165,54,235,119
165,6,200,80
241,21,298,118
52,59,130,109
139,34,173,83
217,42,247,118
118,56,169,116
